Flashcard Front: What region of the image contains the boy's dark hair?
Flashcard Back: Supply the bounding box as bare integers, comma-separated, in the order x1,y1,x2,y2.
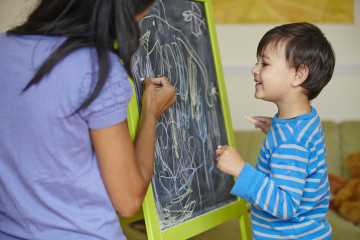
257,22,335,100
7,0,154,112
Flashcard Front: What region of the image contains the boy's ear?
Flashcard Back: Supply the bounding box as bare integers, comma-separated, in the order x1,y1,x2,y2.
292,64,309,87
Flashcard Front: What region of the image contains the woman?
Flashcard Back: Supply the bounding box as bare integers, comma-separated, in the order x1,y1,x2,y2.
0,0,176,239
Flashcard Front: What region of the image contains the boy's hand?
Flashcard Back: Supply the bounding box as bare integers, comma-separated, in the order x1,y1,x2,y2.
215,145,246,178
253,116,272,134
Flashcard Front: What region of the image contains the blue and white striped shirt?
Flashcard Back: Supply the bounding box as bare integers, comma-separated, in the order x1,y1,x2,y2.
232,107,332,239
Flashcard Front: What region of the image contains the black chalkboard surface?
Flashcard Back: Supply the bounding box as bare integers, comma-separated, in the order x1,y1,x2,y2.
127,0,250,239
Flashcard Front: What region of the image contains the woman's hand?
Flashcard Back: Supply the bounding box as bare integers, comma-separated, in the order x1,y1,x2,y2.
141,77,176,119
253,116,272,134
215,145,246,178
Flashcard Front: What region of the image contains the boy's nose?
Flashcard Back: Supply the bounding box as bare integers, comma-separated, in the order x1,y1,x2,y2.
251,65,259,75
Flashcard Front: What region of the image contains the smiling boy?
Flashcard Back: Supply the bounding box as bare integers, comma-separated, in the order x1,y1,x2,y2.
216,23,335,240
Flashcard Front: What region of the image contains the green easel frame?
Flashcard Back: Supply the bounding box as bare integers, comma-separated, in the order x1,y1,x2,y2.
121,0,251,239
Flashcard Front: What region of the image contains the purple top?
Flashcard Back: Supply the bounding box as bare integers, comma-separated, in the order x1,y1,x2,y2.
0,33,132,239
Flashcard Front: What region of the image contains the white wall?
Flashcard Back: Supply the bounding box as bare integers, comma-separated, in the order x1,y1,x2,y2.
1,0,359,130
0,0,36,31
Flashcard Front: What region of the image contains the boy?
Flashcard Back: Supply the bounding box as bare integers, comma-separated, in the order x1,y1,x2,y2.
216,22,335,239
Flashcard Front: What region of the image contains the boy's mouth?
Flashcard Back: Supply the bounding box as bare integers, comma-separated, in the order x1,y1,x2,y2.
254,79,262,85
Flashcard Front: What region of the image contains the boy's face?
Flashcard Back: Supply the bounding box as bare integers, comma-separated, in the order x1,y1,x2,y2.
251,42,296,104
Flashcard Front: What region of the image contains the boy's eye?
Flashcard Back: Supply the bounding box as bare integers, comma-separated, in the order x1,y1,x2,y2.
254,62,268,67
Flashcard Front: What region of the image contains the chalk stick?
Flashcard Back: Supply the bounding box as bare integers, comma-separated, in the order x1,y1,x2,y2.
244,115,257,124
140,78,145,82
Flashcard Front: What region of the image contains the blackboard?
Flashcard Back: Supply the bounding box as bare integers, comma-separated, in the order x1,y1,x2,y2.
126,0,251,239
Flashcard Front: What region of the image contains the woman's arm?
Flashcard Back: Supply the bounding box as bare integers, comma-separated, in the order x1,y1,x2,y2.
90,77,176,218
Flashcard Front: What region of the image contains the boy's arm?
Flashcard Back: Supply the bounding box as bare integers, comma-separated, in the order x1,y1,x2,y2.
231,142,310,220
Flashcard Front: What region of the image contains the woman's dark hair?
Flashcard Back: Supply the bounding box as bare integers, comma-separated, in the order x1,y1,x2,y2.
257,22,335,100
7,0,154,112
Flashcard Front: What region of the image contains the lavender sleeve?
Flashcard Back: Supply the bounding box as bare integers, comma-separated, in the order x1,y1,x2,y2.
78,54,133,130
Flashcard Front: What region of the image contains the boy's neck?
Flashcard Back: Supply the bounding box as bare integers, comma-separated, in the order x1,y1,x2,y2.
276,97,311,120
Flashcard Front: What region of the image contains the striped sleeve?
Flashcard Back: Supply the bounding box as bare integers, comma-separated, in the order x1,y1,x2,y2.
231,142,309,220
